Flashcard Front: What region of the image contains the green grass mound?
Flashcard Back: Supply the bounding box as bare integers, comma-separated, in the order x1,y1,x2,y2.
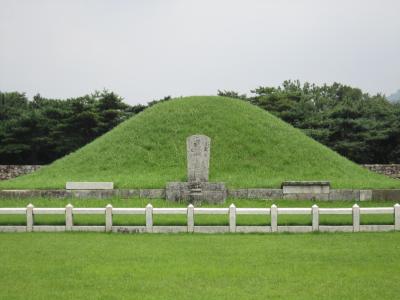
1,96,399,189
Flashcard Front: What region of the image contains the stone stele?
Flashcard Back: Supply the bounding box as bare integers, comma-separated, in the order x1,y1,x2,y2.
166,134,226,204
187,134,210,182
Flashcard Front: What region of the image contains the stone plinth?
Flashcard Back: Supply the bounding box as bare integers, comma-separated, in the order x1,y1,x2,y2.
66,182,114,190
166,134,226,203
282,181,330,194
166,182,227,204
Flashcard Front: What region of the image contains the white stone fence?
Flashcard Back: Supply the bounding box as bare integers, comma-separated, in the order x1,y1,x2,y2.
0,203,399,233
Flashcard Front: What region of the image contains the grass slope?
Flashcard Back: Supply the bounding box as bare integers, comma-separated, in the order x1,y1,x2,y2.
1,96,399,189
1,233,400,299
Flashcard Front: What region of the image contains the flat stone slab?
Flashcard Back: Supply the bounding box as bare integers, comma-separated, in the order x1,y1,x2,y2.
282,181,330,186
282,181,330,194
329,189,360,201
360,189,373,201
65,182,114,190
370,189,400,201
166,182,226,204
228,189,283,199
283,193,330,200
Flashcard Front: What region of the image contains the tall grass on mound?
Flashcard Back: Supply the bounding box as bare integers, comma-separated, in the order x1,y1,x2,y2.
1,96,399,189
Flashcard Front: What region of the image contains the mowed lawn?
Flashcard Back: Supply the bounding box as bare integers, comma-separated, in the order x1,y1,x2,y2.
0,232,399,299
1,199,400,298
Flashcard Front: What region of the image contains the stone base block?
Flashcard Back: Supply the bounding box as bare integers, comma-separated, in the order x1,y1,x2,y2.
139,189,165,199
329,189,360,201
70,190,115,198
282,181,330,194
360,189,373,201
165,182,190,201
227,189,248,198
283,193,330,200
248,188,283,199
166,182,226,204
371,189,400,201
66,182,114,190
117,189,140,198
227,189,283,199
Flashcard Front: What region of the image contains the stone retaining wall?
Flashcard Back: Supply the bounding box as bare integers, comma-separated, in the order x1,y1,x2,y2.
0,165,42,180
1,188,400,201
0,189,165,199
363,164,400,179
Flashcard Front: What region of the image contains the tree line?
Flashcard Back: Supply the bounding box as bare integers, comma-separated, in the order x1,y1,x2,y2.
218,80,400,164
1,81,399,164
0,90,146,164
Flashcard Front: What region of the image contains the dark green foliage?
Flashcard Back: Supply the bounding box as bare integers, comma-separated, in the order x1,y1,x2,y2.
0,90,145,164
217,90,247,100
1,81,399,165
147,95,172,107
247,81,400,163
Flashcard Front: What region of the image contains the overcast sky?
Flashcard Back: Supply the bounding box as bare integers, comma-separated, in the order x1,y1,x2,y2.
1,0,399,104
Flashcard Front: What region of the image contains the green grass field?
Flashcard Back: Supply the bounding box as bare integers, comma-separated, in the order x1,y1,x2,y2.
0,198,398,226
1,198,399,299
1,96,399,190
1,96,399,299
0,232,399,299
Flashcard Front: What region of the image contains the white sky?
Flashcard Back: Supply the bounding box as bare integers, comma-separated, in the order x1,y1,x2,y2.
1,0,399,104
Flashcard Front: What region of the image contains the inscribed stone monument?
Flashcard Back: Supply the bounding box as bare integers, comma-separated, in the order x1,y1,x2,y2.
187,135,210,182
166,134,226,204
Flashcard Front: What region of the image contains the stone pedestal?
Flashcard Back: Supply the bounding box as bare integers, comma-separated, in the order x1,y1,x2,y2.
166,182,227,204
282,181,330,194
165,134,226,204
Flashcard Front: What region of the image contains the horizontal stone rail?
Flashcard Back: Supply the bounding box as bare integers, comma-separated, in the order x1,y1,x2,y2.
0,203,399,233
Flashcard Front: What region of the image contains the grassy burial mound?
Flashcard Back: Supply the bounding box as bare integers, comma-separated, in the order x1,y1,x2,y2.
1,96,399,190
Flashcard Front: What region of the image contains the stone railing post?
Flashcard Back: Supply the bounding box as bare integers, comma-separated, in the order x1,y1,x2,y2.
352,204,360,232
312,204,319,232
271,204,278,232
229,204,236,233
146,204,153,232
105,204,113,232
26,203,34,232
187,204,194,233
395,203,400,231
66,204,73,231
